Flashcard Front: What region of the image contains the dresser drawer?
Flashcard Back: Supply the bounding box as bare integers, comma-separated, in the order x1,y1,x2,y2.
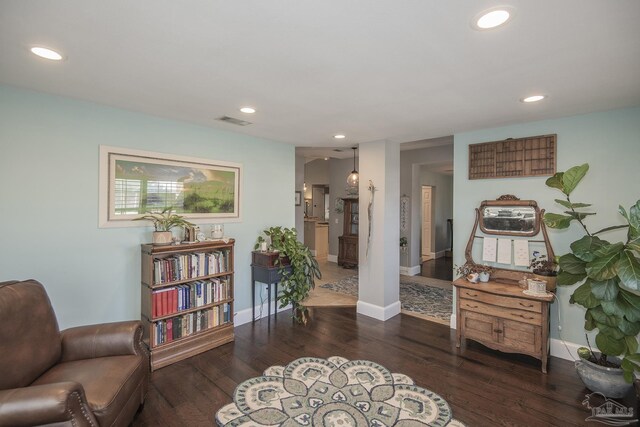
459,288,542,313
459,298,542,325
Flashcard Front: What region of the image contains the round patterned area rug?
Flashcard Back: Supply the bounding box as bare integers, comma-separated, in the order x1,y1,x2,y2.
215,356,464,426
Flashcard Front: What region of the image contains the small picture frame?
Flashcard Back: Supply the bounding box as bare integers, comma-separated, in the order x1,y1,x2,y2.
295,191,302,206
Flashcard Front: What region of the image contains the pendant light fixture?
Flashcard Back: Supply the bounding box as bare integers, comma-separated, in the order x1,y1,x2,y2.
346,146,359,188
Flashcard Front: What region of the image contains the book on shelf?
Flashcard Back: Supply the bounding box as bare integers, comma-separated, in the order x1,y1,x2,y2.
151,278,231,318
152,249,231,285
151,304,232,347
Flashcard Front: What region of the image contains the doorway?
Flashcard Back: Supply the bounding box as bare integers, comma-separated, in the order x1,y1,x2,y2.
421,185,433,262
312,185,329,220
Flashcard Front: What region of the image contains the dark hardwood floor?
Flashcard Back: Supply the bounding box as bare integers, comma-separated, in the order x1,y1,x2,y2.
421,256,453,281
133,307,635,427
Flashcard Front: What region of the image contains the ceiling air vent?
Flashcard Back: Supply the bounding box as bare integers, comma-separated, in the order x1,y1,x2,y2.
333,148,345,152
216,116,252,126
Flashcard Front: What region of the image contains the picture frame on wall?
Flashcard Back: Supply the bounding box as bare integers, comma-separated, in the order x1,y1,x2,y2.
99,146,242,227
295,191,302,206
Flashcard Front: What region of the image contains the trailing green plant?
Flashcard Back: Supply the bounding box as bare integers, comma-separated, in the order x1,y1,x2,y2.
254,226,321,324
529,252,558,276
399,237,408,247
134,206,195,231
543,163,640,381
454,262,492,277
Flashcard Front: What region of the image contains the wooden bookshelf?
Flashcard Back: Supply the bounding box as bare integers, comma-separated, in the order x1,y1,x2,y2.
141,240,235,371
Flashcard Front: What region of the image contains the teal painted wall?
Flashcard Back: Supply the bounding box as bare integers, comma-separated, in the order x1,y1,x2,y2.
454,106,640,344
0,85,294,329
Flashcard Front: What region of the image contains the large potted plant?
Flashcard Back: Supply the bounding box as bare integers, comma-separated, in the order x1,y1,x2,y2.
543,163,640,397
135,207,195,245
254,226,321,324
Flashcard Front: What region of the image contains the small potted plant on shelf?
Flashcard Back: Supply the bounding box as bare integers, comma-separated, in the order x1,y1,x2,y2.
543,163,640,397
455,263,493,283
254,226,322,324
400,237,408,252
134,207,195,245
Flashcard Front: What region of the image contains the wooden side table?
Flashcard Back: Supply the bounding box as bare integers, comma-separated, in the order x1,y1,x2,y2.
251,264,290,324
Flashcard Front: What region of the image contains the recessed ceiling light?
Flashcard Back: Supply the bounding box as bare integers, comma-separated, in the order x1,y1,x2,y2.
30,46,63,61
472,7,514,30
334,134,346,139
521,95,547,103
239,107,256,114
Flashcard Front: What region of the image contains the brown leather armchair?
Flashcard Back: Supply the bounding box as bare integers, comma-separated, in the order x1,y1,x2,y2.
0,280,149,427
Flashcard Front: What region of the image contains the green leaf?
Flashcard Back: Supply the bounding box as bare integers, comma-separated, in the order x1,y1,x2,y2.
628,238,640,253
619,318,640,337
570,235,608,262
545,172,564,191
617,250,640,294
596,331,625,356
601,299,625,317
543,213,574,229
571,282,600,309
589,278,618,301
596,322,625,340
555,199,592,209
620,205,630,222
586,242,625,280
557,270,586,286
624,353,640,366
620,289,640,310
559,253,587,274
625,337,639,355
590,306,620,327
562,163,589,195
585,310,597,330
564,211,596,221
618,293,640,322
629,200,640,230
593,224,630,236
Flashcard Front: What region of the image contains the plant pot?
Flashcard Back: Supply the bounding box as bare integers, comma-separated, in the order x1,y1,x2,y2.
479,272,490,282
152,231,173,246
575,354,633,398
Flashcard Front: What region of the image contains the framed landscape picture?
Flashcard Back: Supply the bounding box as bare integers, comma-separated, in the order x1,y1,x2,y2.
99,146,242,227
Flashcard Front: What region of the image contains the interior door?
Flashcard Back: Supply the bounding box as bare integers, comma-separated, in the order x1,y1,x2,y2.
312,186,326,220
421,186,433,260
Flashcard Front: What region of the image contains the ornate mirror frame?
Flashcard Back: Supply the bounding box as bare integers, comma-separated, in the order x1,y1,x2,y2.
479,195,541,237
465,195,556,283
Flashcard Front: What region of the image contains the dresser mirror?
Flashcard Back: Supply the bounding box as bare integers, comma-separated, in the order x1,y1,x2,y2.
479,197,540,237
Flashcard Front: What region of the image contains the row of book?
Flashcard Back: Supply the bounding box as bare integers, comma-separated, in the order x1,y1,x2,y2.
152,304,231,347
153,250,230,284
152,278,230,318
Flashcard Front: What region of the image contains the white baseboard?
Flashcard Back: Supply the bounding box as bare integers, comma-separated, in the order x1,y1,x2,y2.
357,300,401,321
235,302,292,326
399,265,421,276
434,250,446,259
550,338,582,361
327,254,338,263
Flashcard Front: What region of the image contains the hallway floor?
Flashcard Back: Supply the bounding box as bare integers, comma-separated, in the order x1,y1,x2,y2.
421,256,453,281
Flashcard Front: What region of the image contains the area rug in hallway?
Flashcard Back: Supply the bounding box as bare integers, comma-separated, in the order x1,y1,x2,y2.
320,276,453,325
215,356,464,426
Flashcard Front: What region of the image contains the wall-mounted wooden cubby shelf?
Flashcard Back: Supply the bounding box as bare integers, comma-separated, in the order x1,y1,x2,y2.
468,134,557,180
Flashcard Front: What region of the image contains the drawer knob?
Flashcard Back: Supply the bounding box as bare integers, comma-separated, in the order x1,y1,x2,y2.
467,293,478,297
494,329,503,334
519,302,534,308
467,304,478,309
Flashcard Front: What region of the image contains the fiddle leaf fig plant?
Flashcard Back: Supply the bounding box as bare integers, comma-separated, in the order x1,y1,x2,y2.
544,163,640,381
254,226,321,325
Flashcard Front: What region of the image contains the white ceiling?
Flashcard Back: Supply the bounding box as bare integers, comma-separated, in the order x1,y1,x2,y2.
1,1,639,150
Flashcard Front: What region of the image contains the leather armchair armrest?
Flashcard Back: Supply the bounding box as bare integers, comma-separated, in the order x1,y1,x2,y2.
0,381,98,427
61,320,146,362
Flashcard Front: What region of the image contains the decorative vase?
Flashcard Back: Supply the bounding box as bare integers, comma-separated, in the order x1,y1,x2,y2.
575,354,633,398
479,272,490,282
152,231,173,245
